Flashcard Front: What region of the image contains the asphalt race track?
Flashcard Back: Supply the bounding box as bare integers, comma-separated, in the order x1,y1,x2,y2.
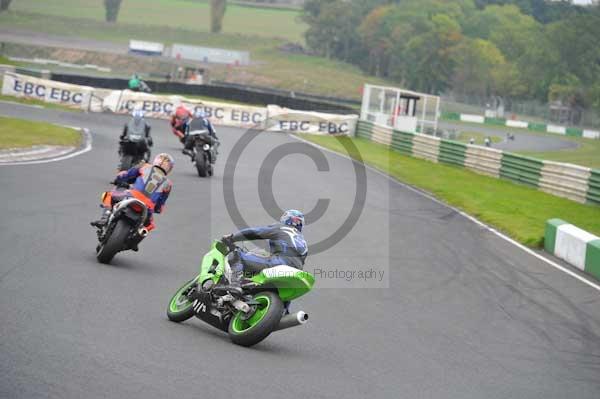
1,103,600,399
439,120,578,152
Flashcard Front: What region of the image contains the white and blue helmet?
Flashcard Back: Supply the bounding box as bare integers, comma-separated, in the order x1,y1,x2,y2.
132,108,145,122
280,209,305,231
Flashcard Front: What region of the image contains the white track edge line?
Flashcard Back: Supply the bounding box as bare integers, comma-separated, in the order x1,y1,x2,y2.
0,127,92,166
291,134,600,292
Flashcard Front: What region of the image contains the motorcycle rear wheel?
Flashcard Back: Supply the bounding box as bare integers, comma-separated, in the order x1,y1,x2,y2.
195,150,208,177
96,219,130,264
228,291,283,347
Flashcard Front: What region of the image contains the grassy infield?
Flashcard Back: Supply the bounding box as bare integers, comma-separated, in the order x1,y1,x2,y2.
454,121,600,169
0,116,80,148
1,0,599,247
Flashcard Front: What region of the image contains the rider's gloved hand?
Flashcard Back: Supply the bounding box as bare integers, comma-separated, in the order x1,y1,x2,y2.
220,234,235,250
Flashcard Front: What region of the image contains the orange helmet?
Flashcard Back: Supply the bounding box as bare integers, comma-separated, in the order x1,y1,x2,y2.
153,153,174,174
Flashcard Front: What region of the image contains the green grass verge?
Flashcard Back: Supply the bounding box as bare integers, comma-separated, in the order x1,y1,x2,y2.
298,134,600,247
0,11,272,50
0,116,81,148
0,56,22,66
456,131,502,145
520,139,600,169
11,0,306,43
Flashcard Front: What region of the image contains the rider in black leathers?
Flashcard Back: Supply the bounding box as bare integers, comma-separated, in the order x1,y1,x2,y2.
119,109,153,163
182,109,219,161
220,210,307,313
221,210,306,279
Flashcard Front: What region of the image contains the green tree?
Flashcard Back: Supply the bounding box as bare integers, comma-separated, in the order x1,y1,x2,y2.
546,13,600,90
359,0,472,85
402,14,464,93
464,3,549,99
452,38,506,97
548,74,583,105
358,5,396,76
303,0,351,59
0,0,12,12
487,6,539,60
210,0,227,33
302,0,386,62
464,4,540,58
588,83,600,115
104,0,123,23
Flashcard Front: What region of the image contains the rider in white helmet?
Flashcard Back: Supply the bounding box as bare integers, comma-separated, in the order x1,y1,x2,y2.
181,108,220,160
119,107,153,163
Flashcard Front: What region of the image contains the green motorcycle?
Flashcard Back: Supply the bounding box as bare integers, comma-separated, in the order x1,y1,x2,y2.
167,240,315,347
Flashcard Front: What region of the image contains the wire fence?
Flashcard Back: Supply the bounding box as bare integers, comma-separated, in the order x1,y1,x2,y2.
441,92,600,129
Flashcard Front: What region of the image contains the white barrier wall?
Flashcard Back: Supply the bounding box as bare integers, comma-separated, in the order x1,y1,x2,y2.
89,88,113,113
368,123,393,146
583,130,600,139
3,73,357,135
539,161,591,203
2,72,93,110
412,134,440,162
460,114,485,124
506,120,529,129
464,146,503,177
265,105,358,135
103,91,268,129
547,125,566,135
555,224,598,271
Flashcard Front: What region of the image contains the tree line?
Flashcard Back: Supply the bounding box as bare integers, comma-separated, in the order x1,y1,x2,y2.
302,0,600,112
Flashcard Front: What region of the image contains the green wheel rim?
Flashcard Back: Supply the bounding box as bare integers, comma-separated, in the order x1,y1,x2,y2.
230,295,271,334
169,280,196,314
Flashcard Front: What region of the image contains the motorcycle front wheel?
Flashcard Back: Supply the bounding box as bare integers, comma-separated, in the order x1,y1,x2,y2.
167,279,197,322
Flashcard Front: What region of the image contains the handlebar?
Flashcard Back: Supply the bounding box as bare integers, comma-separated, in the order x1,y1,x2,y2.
111,180,130,189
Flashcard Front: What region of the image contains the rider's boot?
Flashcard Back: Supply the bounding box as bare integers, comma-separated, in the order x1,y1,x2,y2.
216,263,243,296
90,208,111,228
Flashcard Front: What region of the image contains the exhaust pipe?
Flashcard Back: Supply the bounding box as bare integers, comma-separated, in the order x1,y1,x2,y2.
274,311,308,332
138,227,149,237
